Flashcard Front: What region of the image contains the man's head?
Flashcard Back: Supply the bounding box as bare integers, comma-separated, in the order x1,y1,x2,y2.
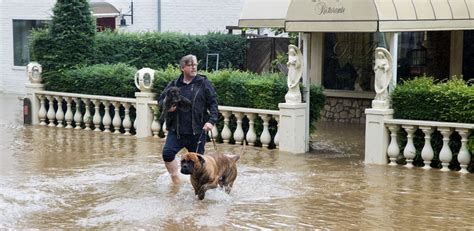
180,54,198,79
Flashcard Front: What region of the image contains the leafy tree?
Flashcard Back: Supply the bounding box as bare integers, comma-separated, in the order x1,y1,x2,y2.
45,0,96,72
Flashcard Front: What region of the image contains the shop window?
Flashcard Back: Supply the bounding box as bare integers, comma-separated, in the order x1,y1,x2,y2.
13,20,49,66
323,33,380,91
397,31,450,81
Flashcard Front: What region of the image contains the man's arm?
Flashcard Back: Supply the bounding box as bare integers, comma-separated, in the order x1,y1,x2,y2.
204,79,219,131
157,81,174,112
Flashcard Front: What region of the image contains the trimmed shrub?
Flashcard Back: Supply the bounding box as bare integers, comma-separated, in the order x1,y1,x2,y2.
31,30,246,73
392,77,474,123
43,63,137,98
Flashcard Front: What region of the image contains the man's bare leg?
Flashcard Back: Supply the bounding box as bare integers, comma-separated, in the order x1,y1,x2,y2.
165,159,180,184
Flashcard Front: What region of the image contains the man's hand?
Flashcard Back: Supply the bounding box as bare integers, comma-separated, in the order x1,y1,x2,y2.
167,105,176,112
203,122,214,132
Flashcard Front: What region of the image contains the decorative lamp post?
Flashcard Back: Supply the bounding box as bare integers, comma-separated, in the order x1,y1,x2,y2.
134,68,155,92
134,68,156,137
27,62,42,84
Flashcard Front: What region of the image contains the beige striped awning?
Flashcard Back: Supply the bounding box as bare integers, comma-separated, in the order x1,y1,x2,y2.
239,0,291,28
239,0,474,32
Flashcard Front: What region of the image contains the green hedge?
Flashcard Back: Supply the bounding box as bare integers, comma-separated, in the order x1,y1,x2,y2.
392,77,474,123
43,63,137,98
31,30,246,72
391,77,474,171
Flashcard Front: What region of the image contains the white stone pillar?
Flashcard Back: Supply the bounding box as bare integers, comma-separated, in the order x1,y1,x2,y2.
278,103,307,154
25,62,43,125
364,108,394,165
135,92,155,138
25,83,44,125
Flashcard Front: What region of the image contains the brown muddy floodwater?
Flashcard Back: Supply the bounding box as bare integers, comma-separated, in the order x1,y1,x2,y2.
1,93,474,229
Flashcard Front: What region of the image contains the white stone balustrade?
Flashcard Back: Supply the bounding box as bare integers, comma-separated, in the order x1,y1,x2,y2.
217,106,280,148
30,91,281,150
385,119,474,174
36,91,137,136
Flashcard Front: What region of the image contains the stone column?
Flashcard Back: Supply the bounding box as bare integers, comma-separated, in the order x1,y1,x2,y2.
134,67,156,138
135,92,155,138
364,108,394,165
278,102,307,153
25,62,44,125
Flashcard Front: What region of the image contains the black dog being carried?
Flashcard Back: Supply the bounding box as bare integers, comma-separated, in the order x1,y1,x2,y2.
159,86,192,124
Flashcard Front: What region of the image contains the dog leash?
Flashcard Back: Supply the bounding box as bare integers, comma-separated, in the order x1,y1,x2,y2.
195,129,218,153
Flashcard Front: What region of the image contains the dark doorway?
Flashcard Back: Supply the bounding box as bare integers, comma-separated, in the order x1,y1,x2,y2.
246,37,289,74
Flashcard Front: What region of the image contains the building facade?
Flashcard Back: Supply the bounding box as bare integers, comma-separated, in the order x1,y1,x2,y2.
0,0,245,95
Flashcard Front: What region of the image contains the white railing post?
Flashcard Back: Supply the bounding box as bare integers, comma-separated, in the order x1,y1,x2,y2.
233,112,244,144
46,96,56,127
123,103,132,136
457,128,471,173
259,114,271,148
386,125,400,165
38,95,47,125
438,127,453,171
245,113,257,146
221,111,232,143
402,125,417,168
112,102,122,134
278,103,307,153
420,126,435,169
25,62,44,125
364,108,393,164
135,92,155,138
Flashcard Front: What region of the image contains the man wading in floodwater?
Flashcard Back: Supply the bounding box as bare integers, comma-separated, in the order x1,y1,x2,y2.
157,54,219,184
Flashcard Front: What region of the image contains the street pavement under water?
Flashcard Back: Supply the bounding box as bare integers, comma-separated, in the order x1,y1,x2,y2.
1,93,473,229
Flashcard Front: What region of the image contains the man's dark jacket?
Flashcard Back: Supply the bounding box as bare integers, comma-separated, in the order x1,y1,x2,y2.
157,74,219,136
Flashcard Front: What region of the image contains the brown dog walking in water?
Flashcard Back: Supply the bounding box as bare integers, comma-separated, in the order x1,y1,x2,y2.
180,143,245,200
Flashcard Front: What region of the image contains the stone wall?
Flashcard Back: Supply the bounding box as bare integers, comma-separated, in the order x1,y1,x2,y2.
321,97,372,124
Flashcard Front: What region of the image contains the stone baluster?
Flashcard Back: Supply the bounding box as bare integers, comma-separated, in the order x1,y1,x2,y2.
438,127,453,171
221,111,232,143
102,101,112,133
92,100,102,132
123,103,132,135
274,116,279,148
55,96,64,128
38,95,47,126
151,110,161,138
386,125,400,166
420,126,435,169
73,98,82,129
259,114,271,148
245,113,257,146
457,128,471,173
83,99,92,130
112,102,122,134
46,96,56,126
64,97,73,129
402,125,417,168
233,112,244,144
